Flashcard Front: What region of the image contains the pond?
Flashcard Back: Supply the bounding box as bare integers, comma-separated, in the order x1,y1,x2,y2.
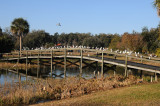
0,62,155,85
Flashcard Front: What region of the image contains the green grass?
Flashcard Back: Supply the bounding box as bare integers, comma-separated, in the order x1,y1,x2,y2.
33,82,160,106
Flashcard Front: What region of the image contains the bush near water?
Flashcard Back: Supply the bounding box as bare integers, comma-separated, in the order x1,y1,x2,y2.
0,75,143,105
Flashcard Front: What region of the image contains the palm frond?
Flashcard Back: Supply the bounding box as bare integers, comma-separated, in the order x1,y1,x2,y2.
10,18,29,36
153,0,160,8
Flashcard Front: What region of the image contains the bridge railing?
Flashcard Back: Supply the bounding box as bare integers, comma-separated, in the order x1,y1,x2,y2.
1,48,160,68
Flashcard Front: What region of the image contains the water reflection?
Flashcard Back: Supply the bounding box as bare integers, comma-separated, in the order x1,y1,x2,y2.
0,64,155,85
0,69,26,85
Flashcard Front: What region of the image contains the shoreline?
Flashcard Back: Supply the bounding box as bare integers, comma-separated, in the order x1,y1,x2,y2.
30,82,160,106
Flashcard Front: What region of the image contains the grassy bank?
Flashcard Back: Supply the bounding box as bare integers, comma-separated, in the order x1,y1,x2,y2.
32,82,160,106
0,62,38,70
0,75,143,105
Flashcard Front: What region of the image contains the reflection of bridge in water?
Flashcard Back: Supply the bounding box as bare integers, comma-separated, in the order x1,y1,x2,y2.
1,48,160,81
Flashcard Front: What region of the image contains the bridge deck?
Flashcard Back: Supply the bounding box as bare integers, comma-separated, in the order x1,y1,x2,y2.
2,55,160,74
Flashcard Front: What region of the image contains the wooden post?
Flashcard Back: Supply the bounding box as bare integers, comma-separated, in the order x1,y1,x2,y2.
114,70,116,77
141,56,143,63
26,51,28,81
17,51,20,83
140,70,143,80
7,53,8,61
51,50,53,77
80,49,83,77
98,71,100,78
17,52,19,73
101,51,104,78
40,51,42,56
96,61,98,72
151,75,153,82
19,74,21,83
64,49,66,78
155,72,158,82
18,51,20,65
125,55,128,77
93,71,96,78
37,51,40,78
113,65,116,77
54,65,56,70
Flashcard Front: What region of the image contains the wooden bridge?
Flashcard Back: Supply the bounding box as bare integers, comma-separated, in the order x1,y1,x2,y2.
1,48,160,81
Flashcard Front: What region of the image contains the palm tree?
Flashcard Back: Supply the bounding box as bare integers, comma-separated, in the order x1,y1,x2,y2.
154,0,160,7
10,18,29,56
154,1,160,56
154,0,160,16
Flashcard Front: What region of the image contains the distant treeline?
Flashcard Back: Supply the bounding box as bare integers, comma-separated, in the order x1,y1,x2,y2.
0,26,160,55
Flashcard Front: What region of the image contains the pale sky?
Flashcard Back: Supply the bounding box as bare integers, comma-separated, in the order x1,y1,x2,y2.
0,0,159,35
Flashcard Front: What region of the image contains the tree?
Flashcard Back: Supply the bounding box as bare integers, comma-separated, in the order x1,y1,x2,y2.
153,0,160,8
0,32,14,53
23,30,51,49
97,33,114,47
0,27,2,36
117,33,144,52
141,27,159,53
10,18,29,55
109,35,121,50
82,36,101,48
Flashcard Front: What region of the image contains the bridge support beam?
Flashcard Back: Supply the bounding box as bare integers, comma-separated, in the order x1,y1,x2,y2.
37,51,40,78
40,51,42,56
101,51,104,78
96,61,98,72
113,65,116,77
114,70,116,77
150,75,153,82
54,65,56,70
17,51,20,82
30,52,32,56
155,72,157,82
93,71,96,78
80,49,83,77
125,55,128,77
140,70,143,80
17,51,21,84
82,61,97,69
141,56,143,63
26,51,28,81
67,59,79,67
51,50,53,78
114,54,117,59
64,49,67,78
